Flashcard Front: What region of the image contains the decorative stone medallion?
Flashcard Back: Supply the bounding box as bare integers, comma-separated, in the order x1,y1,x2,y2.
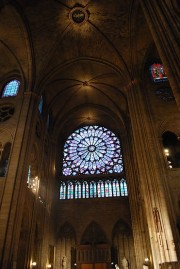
69,7,88,25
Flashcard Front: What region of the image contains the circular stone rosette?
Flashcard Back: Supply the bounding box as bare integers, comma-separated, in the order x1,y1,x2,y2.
69,7,89,25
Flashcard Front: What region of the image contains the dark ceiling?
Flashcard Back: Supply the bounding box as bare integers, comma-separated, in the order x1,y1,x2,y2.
0,0,153,139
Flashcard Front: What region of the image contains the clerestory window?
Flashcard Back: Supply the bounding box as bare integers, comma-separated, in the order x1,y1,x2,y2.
150,63,168,83
60,125,128,199
38,96,43,114
2,79,20,97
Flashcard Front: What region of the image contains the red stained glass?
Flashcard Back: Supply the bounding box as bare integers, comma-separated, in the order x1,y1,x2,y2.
150,63,168,82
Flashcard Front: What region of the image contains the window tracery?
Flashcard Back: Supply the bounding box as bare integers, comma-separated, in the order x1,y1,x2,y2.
60,125,128,199
63,125,123,176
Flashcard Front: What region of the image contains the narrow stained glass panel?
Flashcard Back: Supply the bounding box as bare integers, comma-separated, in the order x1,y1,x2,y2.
60,182,66,199
120,179,128,196
2,80,20,97
67,182,73,199
38,96,43,114
90,181,96,198
75,181,81,199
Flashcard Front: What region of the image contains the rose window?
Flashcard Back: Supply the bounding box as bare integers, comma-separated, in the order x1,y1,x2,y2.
62,125,123,176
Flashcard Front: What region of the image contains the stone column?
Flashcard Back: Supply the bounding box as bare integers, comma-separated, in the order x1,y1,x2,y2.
127,81,179,269
140,0,180,109
0,92,39,269
123,132,150,269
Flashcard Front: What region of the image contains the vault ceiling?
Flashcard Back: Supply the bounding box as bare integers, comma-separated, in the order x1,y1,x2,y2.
0,0,153,138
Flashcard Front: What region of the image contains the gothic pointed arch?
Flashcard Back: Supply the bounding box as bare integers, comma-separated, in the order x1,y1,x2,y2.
56,222,76,269
112,219,135,269
81,221,108,245
112,219,131,239
58,222,76,240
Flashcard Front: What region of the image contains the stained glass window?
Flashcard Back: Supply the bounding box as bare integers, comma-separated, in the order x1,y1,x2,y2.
97,180,105,198
67,181,73,199
120,179,128,196
60,182,66,199
62,125,123,176
150,63,168,82
75,181,81,199
105,180,112,197
2,79,20,97
60,178,128,200
60,125,127,199
38,96,43,114
90,181,97,198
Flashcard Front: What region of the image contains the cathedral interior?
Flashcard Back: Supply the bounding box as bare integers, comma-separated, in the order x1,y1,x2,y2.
0,1,180,269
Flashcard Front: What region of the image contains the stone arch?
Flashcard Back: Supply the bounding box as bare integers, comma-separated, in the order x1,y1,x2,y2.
112,219,135,269
158,115,180,136
56,222,76,269
81,221,108,245
58,222,76,240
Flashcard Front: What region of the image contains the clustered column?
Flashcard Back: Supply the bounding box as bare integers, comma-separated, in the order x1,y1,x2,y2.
127,81,179,269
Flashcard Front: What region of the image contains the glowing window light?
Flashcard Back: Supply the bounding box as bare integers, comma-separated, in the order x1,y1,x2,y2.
150,63,168,83
2,80,20,97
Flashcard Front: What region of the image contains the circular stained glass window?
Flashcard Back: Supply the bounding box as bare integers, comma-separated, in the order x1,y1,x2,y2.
62,125,123,176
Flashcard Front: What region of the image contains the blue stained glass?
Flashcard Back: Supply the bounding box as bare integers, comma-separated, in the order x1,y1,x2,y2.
60,125,127,200
82,182,86,198
109,181,112,197
75,182,81,199
116,181,120,196
27,165,31,184
60,183,66,199
101,181,105,197
62,125,123,176
120,179,128,196
2,80,20,97
67,182,73,199
86,183,89,198
60,178,128,200
97,182,101,197
38,96,43,114
90,181,97,198
113,179,120,196
105,182,109,197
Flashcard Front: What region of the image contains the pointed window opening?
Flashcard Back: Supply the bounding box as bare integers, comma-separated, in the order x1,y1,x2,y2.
2,80,20,97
